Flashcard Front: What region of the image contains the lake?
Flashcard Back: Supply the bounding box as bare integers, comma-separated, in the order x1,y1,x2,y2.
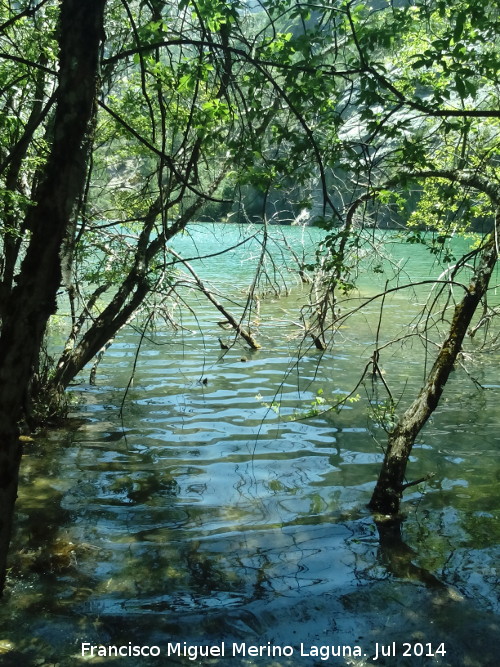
1,224,498,666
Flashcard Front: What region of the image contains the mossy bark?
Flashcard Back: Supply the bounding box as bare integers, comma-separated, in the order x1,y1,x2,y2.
369,211,499,515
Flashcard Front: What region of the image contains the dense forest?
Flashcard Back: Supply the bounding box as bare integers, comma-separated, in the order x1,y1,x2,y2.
0,0,499,663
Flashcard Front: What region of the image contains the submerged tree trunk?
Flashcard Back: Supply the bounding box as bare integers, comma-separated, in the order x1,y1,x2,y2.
376,518,446,589
369,209,499,515
0,0,106,593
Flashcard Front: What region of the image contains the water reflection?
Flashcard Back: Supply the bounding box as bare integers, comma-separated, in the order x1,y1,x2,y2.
4,406,498,666
1,226,498,665
375,518,446,589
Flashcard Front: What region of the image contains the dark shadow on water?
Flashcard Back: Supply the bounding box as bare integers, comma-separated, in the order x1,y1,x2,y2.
375,516,447,589
1,428,498,667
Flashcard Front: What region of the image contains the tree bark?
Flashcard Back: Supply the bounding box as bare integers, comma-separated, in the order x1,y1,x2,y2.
369,210,499,515
0,60,52,314
0,0,106,593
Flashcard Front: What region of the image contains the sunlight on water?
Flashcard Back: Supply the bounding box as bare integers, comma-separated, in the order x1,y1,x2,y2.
2,225,499,666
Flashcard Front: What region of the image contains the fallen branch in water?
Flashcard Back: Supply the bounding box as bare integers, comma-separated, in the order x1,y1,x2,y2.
167,247,261,349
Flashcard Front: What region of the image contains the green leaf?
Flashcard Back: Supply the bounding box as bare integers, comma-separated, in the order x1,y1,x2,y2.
455,74,467,100
453,12,466,42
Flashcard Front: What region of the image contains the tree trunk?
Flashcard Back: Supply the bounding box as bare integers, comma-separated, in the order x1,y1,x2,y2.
0,60,51,315
369,210,499,515
0,0,106,593
48,180,226,394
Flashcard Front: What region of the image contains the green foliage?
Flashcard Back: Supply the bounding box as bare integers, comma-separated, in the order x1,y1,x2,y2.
1,0,499,397
294,389,362,420
369,399,397,433
255,393,281,415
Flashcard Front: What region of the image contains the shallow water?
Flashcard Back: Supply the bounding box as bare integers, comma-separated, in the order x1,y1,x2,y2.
1,225,499,666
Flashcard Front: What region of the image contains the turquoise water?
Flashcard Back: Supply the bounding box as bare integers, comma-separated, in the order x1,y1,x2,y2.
1,224,499,666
